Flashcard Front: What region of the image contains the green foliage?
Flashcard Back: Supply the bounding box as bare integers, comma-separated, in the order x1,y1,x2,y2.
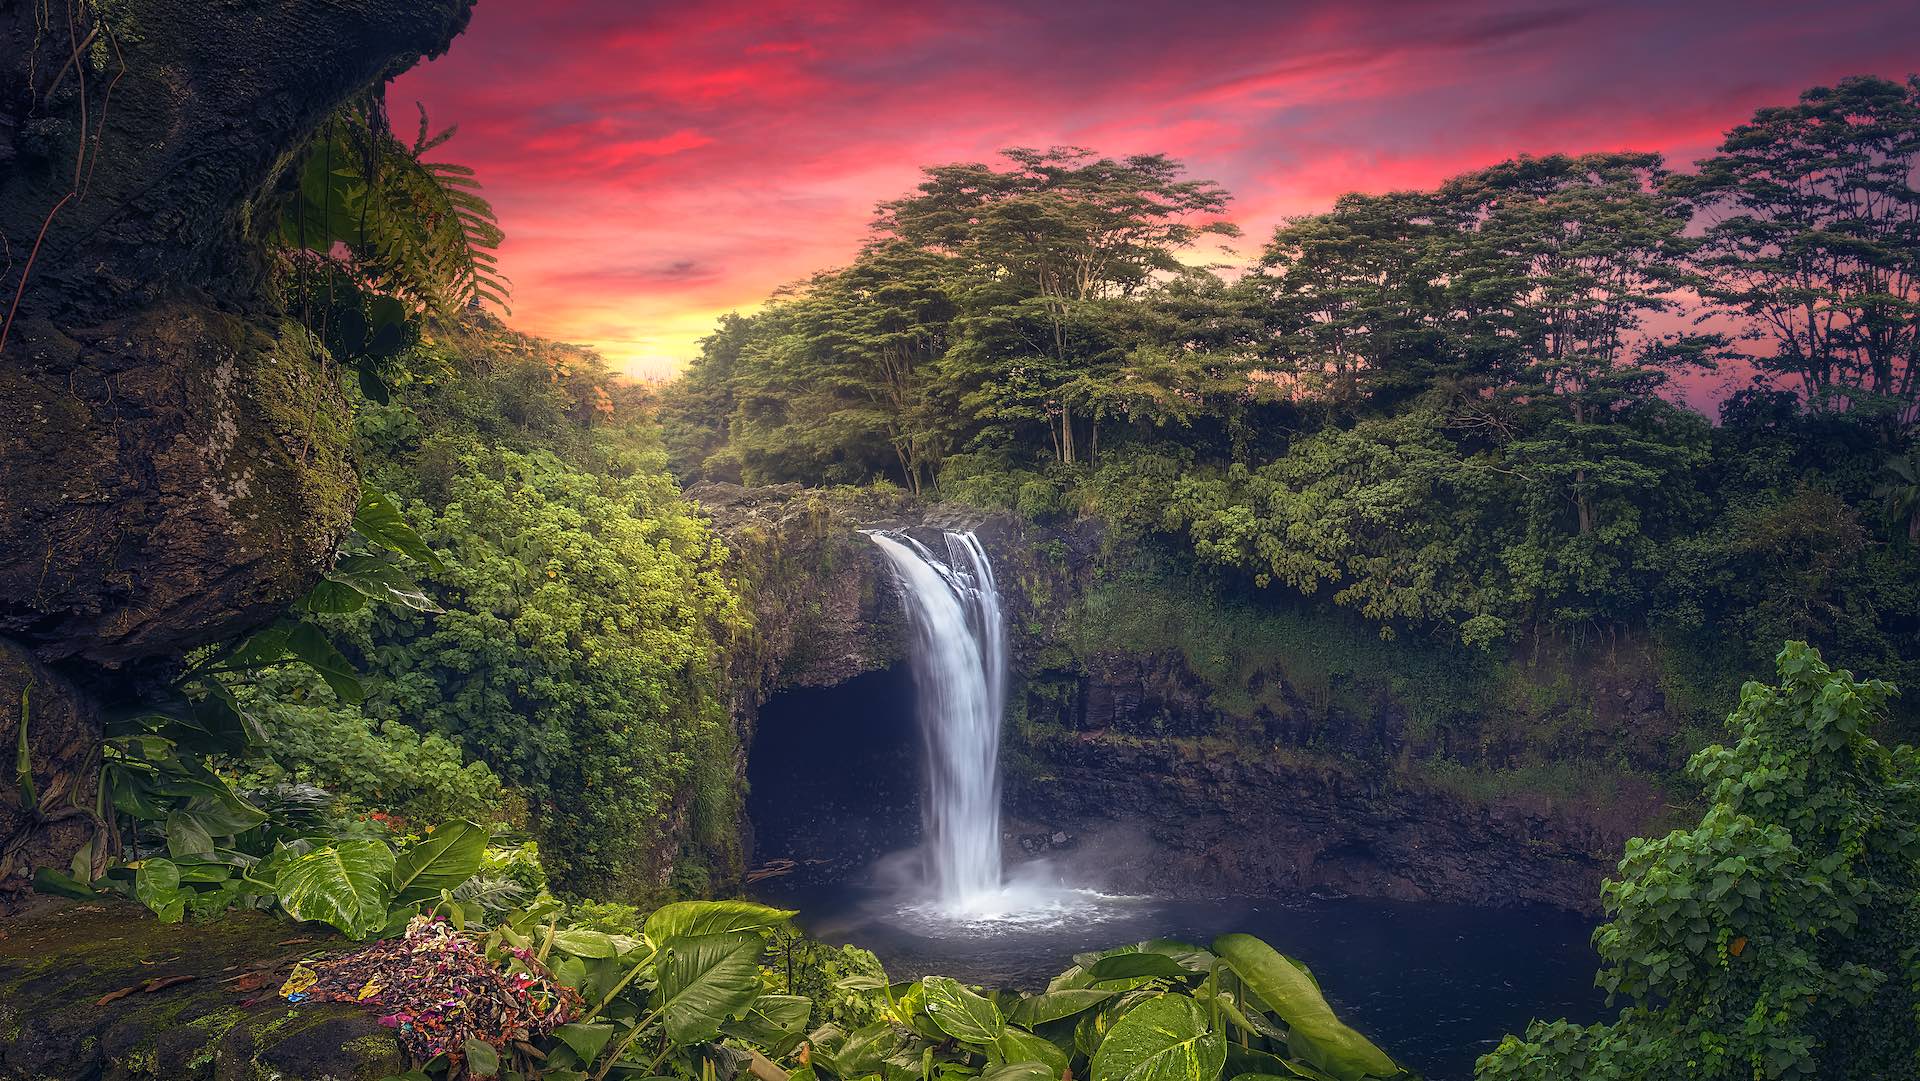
340,447,739,897
240,688,507,827
351,892,1406,1081
659,82,1920,708
1671,75,1920,427
272,838,398,939
1477,643,1920,1080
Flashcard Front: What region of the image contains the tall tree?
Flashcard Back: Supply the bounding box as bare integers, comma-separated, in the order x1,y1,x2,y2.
1444,154,1709,534
1672,75,1920,434
881,147,1238,463
778,242,957,493
1239,190,1463,411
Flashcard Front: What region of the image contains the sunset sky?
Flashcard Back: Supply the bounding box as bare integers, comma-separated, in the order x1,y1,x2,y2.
391,0,1920,383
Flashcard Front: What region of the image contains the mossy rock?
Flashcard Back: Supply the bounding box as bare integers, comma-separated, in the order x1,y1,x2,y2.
0,900,403,1080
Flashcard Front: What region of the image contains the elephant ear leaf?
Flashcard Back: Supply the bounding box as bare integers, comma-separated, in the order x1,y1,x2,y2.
275,839,395,939
643,899,794,943
653,931,766,1044
1090,952,1194,981
391,820,488,903
720,994,814,1057
1091,993,1225,1081
1211,934,1397,1081
922,975,1004,1044
284,623,365,705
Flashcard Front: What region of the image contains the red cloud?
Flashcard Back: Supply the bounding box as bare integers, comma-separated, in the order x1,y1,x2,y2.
390,0,1920,385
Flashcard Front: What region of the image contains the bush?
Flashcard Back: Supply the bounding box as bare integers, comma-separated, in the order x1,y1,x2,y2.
241,679,507,827
1477,642,1920,1080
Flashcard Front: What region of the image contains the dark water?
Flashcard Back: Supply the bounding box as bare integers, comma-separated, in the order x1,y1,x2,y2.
749,671,1607,1079
755,881,1606,1081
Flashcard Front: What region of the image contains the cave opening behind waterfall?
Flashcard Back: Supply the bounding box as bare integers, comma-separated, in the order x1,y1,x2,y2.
746,665,923,883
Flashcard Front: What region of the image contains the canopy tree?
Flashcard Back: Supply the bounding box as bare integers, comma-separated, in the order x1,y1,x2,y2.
882,147,1239,463
1672,75,1920,436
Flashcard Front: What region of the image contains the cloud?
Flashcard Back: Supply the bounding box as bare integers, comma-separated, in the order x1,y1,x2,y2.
389,0,1920,380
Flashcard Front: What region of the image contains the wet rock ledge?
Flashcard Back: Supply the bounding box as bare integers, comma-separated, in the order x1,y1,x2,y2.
0,900,399,1081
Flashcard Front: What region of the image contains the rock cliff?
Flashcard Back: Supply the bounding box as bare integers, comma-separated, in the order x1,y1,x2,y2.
699,486,1679,914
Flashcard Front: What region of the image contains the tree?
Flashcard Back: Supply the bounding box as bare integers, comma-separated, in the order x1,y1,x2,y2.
1239,190,1463,411
882,147,1238,463
662,313,761,482
767,242,957,493
1478,642,1920,1081
1875,447,1920,543
1441,154,1709,535
1672,75,1920,434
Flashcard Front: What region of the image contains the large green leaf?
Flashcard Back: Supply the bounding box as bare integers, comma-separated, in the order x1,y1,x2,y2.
391,819,487,903
1211,935,1396,1081
554,1021,614,1064
923,975,1005,1044
720,993,813,1056
1090,953,1195,982
32,867,98,899
134,858,186,923
301,577,369,615
1090,994,1225,1081
992,1026,1070,1075
164,810,215,858
820,1022,902,1077
274,839,395,939
285,623,366,705
323,554,443,613
981,1065,1057,1081
352,490,445,571
642,899,793,943
653,931,766,1044
1009,988,1117,1027
550,928,628,959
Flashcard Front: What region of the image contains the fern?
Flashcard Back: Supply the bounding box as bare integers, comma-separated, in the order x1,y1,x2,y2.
278,102,510,318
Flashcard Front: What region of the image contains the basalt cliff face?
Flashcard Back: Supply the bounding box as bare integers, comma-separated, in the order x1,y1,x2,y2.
0,0,475,901
699,485,1679,914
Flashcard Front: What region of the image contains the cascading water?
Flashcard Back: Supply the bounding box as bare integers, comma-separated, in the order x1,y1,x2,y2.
868,531,1008,914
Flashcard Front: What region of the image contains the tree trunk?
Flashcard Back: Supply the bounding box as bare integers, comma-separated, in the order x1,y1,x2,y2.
0,0,476,904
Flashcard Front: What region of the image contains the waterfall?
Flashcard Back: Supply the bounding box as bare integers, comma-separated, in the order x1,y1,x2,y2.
868,530,1008,913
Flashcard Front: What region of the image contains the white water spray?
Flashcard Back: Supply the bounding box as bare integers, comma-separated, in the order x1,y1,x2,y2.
868,531,1008,913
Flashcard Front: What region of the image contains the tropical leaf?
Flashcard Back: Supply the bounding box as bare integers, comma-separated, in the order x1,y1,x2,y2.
274,839,395,939
351,490,444,571
32,867,98,899
550,928,627,959
1009,987,1117,1027
1211,935,1397,1081
284,623,366,705
1091,952,1195,981
554,1021,614,1063
981,1065,1057,1081
653,931,766,1044
1090,994,1226,1081
134,858,186,923
818,1022,902,1077
642,899,794,943
992,1025,1071,1075
164,810,216,858
322,553,443,613
720,994,813,1056
923,975,1005,1044
391,819,488,903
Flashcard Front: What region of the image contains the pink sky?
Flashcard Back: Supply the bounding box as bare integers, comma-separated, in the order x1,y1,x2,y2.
390,0,1920,384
